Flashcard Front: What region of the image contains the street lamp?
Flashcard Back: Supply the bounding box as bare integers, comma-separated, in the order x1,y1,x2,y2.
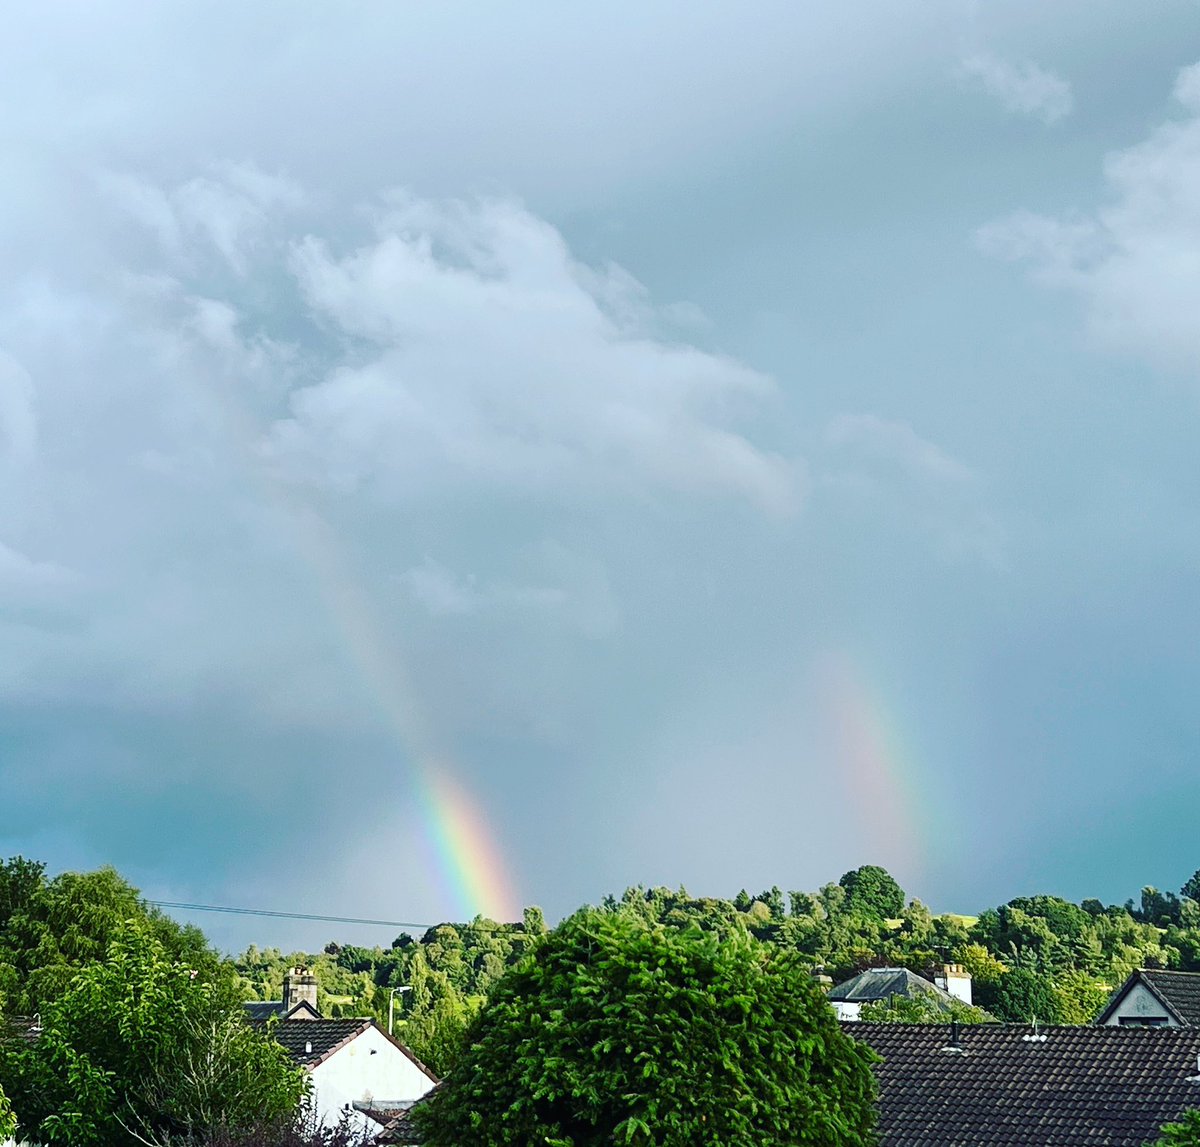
388,985,412,1035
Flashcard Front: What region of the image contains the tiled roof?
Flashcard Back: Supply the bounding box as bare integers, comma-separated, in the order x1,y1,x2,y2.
374,1093,437,1145
374,1109,421,1145
850,1022,1200,1146
267,1018,373,1068
1099,970,1200,1027
829,967,957,1010
244,1000,286,1021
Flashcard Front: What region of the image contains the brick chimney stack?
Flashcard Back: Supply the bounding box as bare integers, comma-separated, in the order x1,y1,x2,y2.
282,966,319,1014
934,963,973,1007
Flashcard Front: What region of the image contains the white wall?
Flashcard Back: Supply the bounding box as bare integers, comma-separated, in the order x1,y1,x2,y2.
832,1000,861,1021
1100,981,1176,1026
309,1024,436,1129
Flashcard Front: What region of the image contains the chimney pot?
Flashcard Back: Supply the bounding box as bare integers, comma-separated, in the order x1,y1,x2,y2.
283,966,320,1016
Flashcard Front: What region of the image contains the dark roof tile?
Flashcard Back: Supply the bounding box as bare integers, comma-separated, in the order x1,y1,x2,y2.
266,1018,372,1068
850,1022,1200,1146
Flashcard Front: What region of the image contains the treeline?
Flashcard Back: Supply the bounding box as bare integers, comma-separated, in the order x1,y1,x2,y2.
235,864,1200,1070
4,854,1200,1080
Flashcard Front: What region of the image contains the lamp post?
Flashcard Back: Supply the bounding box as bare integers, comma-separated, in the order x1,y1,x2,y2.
388,985,412,1035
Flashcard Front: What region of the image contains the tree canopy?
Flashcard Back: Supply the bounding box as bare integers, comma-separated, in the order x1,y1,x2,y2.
0,922,306,1147
0,857,216,1016
839,866,906,921
416,909,879,1147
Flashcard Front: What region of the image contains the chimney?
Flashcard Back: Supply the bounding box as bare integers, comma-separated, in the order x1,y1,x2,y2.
283,966,319,1016
810,965,833,993
934,963,972,1007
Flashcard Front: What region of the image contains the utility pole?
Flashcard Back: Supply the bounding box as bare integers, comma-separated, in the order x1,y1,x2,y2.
388,985,412,1035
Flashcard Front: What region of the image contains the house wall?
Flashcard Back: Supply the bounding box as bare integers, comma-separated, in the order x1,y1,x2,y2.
309,1024,436,1126
933,965,973,1006
1101,981,1176,1026
832,1000,862,1021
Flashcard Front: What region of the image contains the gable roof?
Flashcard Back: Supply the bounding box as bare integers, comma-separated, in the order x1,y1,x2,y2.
257,1015,439,1081
1098,969,1200,1027
829,967,958,1010
850,1021,1200,1146
243,998,323,1022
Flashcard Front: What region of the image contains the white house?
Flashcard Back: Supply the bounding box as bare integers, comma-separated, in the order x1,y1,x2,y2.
250,968,438,1140
270,1016,438,1137
826,965,971,1021
1096,968,1200,1027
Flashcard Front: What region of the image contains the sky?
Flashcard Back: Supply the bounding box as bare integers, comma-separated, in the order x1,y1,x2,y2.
3,2,1200,952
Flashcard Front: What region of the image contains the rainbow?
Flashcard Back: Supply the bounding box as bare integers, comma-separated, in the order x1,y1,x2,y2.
817,651,933,887
287,504,521,922
178,298,523,925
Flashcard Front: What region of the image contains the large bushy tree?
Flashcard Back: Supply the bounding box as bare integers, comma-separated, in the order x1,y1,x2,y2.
0,923,306,1146
838,866,905,921
417,910,878,1147
0,857,215,1016
978,967,1064,1024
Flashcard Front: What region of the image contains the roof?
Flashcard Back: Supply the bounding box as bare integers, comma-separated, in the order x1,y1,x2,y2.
850,1021,1200,1146
1098,969,1200,1027
245,1000,286,1021
243,999,322,1022
269,1018,375,1068
829,967,958,1009
253,1015,439,1083
373,1092,438,1145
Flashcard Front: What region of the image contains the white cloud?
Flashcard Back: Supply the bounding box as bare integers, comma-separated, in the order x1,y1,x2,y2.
959,53,1073,124
822,414,1002,566
400,544,620,638
825,413,974,484
0,542,75,593
267,196,798,514
978,58,1200,375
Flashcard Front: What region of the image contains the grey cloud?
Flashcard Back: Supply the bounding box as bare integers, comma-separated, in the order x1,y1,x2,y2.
821,415,1003,568
979,59,1200,376
825,413,975,485
0,350,36,468
958,53,1074,124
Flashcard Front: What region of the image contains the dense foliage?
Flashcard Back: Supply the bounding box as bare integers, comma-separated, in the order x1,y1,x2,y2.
0,922,306,1147
0,1079,14,1143
1158,1109,1200,1145
839,866,906,921
416,909,879,1147
232,866,1200,1077
0,857,216,1015
857,993,990,1024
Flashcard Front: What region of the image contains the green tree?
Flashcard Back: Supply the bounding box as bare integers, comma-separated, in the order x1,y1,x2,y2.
417,909,878,1147
1183,871,1200,905
0,858,215,1016
838,867,905,921
858,993,992,1024
0,923,306,1146
979,967,1064,1024
1051,969,1112,1025
0,1079,14,1144
1157,1109,1200,1145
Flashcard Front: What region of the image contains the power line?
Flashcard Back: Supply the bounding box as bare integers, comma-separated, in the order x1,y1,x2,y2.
147,901,434,931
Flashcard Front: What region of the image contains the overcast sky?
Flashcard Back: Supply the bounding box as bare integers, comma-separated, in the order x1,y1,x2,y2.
4,2,1200,952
